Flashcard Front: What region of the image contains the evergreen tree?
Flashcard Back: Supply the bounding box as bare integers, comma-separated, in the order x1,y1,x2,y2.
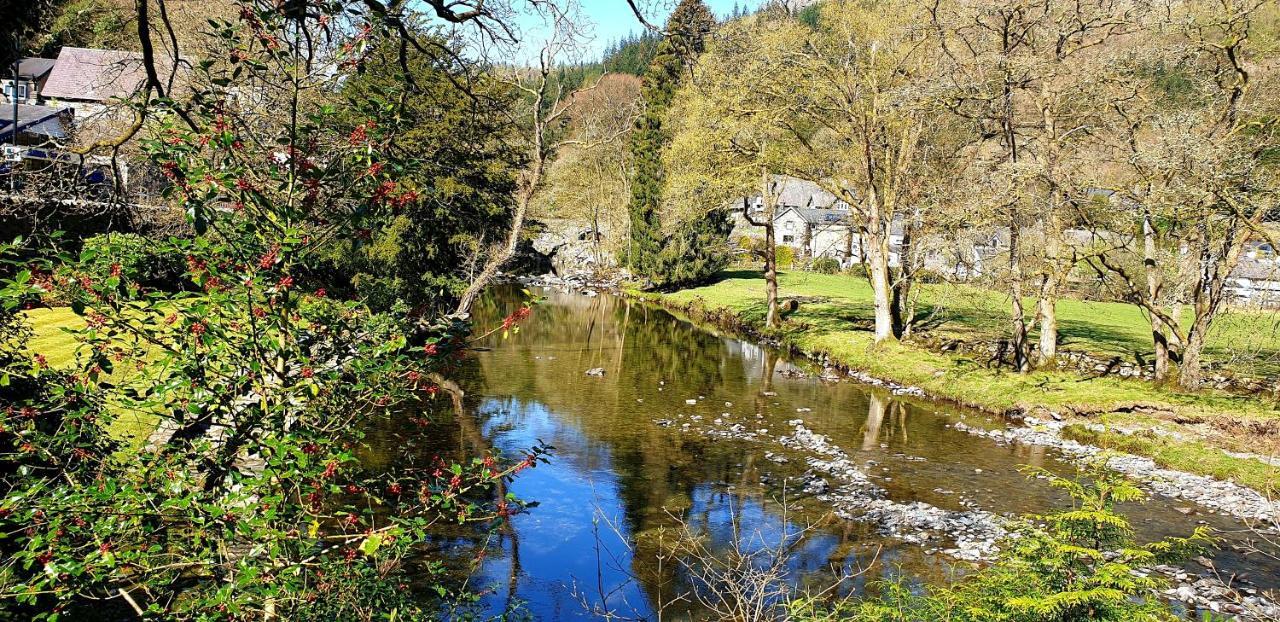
602,31,662,77
327,33,521,313
649,208,734,288
626,0,718,286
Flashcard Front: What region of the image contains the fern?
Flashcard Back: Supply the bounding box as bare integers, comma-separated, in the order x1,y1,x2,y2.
793,460,1216,622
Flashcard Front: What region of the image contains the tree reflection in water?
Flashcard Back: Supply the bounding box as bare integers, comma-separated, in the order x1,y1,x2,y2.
356,286,1280,619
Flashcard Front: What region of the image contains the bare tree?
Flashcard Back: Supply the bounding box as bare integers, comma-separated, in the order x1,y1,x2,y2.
1090,0,1280,388
930,0,1144,369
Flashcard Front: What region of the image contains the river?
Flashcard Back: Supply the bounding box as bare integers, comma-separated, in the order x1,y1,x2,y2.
366,285,1280,620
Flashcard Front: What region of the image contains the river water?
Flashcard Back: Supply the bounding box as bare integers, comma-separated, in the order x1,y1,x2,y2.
369,286,1280,620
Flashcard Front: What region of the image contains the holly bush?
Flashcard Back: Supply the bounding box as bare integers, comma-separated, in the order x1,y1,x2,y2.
0,2,545,619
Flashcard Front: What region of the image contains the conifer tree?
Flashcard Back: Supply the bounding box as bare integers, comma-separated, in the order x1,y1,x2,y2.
626,0,718,285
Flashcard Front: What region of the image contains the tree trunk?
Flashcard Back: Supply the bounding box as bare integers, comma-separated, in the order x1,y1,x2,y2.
1007,213,1030,371
1177,219,1248,389
1036,211,1062,362
1142,210,1170,381
1001,62,1030,372
760,168,780,329
890,214,915,338
1035,81,1063,366
1037,272,1060,363
1178,311,1211,389
764,220,779,329
866,217,894,343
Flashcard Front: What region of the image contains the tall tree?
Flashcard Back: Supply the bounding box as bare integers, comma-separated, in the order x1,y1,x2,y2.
664,9,809,327
929,0,1141,368
1092,0,1280,388
789,1,956,343
626,0,716,284
331,32,521,314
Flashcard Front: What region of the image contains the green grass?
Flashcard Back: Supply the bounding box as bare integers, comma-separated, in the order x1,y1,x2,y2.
664,270,1280,378
1062,424,1280,493
22,307,158,450
23,306,84,368
641,269,1280,492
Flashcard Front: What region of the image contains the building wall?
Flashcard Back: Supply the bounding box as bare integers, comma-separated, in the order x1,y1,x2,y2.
811,226,851,260
2,78,39,104
775,211,807,248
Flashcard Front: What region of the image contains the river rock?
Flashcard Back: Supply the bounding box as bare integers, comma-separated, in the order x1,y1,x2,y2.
951,419,1280,525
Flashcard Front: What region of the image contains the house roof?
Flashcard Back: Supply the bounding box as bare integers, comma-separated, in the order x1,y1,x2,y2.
792,207,850,226
42,48,149,102
778,205,908,236
16,58,57,80
0,104,72,141
1233,258,1280,281
775,176,844,209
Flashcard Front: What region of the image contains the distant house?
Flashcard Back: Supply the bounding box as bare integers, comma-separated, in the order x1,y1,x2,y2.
736,176,918,269
0,104,95,184
1,104,73,146
1228,242,1280,306
2,58,57,104
41,47,151,119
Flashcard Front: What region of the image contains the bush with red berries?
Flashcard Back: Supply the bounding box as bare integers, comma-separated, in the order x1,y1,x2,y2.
0,2,546,619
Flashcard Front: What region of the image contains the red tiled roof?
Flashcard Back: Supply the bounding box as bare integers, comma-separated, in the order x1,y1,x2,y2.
41,47,149,103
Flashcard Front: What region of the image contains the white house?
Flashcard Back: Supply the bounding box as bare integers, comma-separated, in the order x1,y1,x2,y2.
3,58,57,105
736,176,919,270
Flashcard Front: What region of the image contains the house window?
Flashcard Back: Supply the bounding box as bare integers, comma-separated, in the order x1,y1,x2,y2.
784,220,795,232
782,235,795,244
3,82,28,100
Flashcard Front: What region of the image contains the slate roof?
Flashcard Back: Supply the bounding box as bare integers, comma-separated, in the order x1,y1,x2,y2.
16,58,57,81
0,104,71,141
775,176,844,209
42,48,149,102
793,207,850,226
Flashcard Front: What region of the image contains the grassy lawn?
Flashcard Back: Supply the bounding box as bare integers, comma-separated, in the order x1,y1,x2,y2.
22,307,159,450
642,269,1280,492
667,270,1280,379
23,306,84,368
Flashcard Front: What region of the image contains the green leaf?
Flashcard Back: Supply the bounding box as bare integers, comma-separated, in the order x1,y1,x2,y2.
359,534,384,556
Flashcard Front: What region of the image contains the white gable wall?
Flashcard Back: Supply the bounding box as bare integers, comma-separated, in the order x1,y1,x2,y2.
775,210,808,248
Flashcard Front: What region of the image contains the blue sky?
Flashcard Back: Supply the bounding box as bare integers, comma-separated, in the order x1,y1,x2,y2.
509,0,765,63
583,0,763,58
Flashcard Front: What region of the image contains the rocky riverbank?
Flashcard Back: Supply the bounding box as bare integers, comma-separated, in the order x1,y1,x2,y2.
656,406,1009,562
655,401,1280,620
951,418,1280,526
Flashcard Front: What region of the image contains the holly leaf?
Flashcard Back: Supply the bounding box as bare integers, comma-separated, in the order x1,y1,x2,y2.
359,534,384,556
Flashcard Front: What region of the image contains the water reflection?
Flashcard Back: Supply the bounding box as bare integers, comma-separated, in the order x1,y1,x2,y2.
370,286,1280,619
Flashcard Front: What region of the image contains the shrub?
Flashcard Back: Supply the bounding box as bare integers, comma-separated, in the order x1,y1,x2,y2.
791,463,1214,622
79,232,185,293
649,210,735,289
810,256,840,274
843,262,868,279
775,245,796,270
